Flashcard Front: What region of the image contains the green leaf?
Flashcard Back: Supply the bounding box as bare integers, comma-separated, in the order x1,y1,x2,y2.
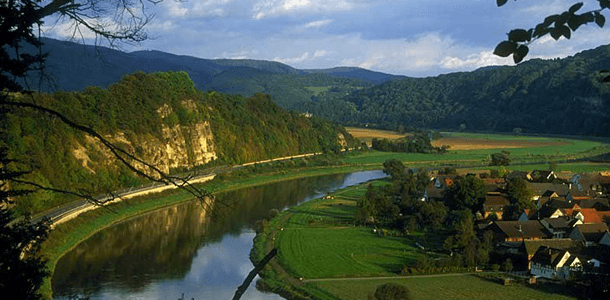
513,45,529,64
568,2,583,14
493,41,517,57
496,0,508,7
595,13,606,28
508,29,531,42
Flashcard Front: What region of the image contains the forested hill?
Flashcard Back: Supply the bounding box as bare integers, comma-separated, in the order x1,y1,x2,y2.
3,71,355,214
303,45,610,136
29,38,399,108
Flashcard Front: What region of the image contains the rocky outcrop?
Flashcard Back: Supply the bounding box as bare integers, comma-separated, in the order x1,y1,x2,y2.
72,103,217,176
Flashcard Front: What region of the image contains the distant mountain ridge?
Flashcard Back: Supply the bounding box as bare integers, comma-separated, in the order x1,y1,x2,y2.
27,38,610,137
33,37,399,91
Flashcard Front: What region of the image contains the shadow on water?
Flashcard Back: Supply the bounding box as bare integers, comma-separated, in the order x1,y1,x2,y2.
52,170,386,299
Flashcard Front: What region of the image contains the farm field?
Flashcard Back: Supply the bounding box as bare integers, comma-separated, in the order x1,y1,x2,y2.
342,130,609,168
345,127,409,143
313,275,578,300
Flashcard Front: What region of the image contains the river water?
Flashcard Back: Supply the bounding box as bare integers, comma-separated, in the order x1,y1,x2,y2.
52,170,386,300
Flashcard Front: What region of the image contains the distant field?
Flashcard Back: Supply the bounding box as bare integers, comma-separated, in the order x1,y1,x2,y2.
341,130,608,169
305,86,332,96
432,136,569,150
345,127,409,143
314,275,578,300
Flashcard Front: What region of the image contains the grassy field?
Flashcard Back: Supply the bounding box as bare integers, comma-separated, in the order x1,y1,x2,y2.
274,182,418,280
313,275,578,300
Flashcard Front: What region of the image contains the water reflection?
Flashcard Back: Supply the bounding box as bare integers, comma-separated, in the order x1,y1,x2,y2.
52,170,386,299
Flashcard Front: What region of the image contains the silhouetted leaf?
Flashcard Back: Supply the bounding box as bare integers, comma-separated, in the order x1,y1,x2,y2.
533,24,550,37
544,15,560,26
581,12,595,23
508,29,531,42
513,45,529,64
562,26,572,39
558,12,570,25
601,0,610,9
600,70,610,74
602,76,610,83
568,2,583,14
595,13,606,28
493,41,517,57
550,28,562,40
496,0,508,7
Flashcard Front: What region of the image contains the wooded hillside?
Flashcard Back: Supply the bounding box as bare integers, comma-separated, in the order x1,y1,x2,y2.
1,71,354,214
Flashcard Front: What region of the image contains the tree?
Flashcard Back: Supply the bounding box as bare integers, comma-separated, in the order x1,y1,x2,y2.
494,0,610,65
383,159,405,179
443,175,487,212
505,177,535,211
373,283,411,300
490,150,511,166
0,148,50,299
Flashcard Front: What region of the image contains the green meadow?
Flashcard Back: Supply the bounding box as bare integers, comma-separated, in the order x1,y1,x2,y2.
273,182,418,280
313,275,578,300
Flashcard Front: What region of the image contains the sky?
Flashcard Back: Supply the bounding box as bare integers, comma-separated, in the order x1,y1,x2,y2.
42,0,610,77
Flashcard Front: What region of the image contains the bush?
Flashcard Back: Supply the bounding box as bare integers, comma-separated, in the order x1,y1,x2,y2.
373,283,411,300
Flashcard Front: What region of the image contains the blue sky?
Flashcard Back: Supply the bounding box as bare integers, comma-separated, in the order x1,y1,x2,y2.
43,0,610,77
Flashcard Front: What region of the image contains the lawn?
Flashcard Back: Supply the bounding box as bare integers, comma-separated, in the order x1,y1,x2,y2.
273,184,419,280
313,275,579,300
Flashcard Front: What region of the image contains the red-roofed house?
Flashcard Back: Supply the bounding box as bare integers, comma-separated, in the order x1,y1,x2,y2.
562,208,603,224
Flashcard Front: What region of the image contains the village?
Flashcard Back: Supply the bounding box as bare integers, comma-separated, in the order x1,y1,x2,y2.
427,169,610,283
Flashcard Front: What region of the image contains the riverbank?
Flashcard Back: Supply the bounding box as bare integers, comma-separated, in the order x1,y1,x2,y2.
252,182,580,300
40,163,375,299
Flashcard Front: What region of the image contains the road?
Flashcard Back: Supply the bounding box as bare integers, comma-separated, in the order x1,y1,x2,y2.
29,152,322,226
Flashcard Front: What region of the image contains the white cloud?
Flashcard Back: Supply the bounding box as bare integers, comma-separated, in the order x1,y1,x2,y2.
272,52,311,64
441,51,512,69
304,19,333,29
252,0,354,19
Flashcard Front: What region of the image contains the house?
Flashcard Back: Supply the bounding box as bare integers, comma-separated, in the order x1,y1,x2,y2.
568,223,610,247
508,171,533,181
562,208,603,224
530,246,582,280
540,217,582,238
481,193,511,220
600,231,610,247
489,220,552,243
522,239,582,269
518,209,535,221
531,170,557,182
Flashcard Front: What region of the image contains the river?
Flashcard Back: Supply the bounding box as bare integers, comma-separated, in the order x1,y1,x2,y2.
52,170,386,300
